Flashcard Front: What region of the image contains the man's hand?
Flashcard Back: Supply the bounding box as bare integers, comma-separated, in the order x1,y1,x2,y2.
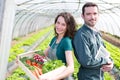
101,61,114,72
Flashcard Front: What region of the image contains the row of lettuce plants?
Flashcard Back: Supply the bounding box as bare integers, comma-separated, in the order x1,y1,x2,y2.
6,26,53,80
9,27,52,62
104,40,120,69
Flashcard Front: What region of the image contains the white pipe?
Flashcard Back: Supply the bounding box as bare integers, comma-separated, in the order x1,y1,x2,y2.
0,0,15,79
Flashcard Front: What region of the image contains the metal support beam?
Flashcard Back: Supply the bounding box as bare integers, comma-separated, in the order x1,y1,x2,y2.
0,0,15,79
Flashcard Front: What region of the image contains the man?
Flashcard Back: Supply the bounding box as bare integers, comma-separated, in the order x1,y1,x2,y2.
73,2,113,80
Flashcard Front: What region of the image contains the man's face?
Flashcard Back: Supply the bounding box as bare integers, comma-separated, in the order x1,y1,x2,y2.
82,6,99,27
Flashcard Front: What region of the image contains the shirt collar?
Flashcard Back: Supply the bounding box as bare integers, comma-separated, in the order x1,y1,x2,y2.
85,24,98,32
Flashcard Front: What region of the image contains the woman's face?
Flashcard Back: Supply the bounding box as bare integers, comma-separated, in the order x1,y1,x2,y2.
55,16,67,36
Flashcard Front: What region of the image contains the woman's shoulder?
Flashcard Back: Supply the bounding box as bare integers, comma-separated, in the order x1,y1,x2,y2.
50,36,57,44
51,36,57,41
63,37,71,40
62,37,71,42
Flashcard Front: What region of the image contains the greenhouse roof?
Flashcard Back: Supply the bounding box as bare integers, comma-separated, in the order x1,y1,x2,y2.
15,0,120,16
15,0,120,36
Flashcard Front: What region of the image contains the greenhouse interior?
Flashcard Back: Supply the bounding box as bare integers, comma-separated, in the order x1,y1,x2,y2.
0,0,120,80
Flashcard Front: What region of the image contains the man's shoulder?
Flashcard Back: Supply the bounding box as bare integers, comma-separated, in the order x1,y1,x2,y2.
76,26,91,35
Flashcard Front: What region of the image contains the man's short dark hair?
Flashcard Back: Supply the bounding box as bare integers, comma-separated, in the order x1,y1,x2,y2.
82,2,99,15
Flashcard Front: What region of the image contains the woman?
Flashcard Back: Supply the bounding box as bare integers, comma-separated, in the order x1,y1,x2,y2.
40,12,77,80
